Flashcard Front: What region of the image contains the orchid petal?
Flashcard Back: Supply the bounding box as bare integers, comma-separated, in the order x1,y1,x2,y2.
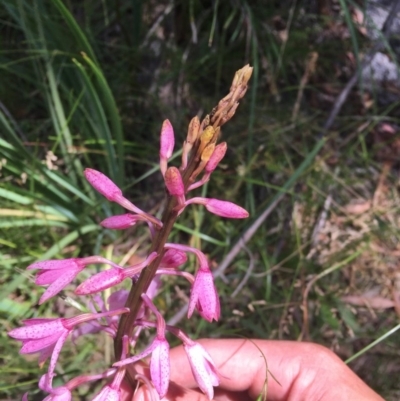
184,342,219,400
75,269,124,295
9,319,65,340
38,269,79,304
84,168,123,202
150,338,170,398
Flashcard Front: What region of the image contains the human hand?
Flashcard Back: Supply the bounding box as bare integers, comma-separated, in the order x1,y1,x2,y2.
121,338,384,401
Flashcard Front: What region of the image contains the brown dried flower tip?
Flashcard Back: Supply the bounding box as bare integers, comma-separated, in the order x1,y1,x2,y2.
211,65,253,128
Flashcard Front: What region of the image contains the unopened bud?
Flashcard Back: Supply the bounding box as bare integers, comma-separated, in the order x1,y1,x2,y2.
160,119,175,159
231,70,240,88
197,126,215,156
187,116,200,144
159,119,175,176
221,102,239,125
84,168,122,202
201,143,215,164
242,64,253,85
164,167,184,197
205,142,227,173
185,197,249,219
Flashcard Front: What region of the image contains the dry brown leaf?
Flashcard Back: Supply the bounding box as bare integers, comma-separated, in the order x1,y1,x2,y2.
341,294,394,309
344,200,371,215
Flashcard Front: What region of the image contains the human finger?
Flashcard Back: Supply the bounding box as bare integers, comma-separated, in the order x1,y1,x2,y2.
166,339,384,401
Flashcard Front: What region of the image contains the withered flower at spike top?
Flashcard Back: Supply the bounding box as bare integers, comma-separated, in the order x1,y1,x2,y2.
211,64,253,128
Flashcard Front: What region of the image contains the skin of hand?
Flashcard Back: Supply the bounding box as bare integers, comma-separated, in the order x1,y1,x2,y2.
121,338,385,401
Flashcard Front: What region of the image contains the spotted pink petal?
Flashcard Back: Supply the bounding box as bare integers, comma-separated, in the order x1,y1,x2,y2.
84,168,123,202
184,342,219,400
9,319,65,340
188,268,220,322
75,268,124,295
35,269,67,285
27,258,80,271
150,338,170,398
38,269,80,304
20,332,65,354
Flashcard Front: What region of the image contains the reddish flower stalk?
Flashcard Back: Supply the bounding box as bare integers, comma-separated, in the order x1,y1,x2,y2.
9,65,252,400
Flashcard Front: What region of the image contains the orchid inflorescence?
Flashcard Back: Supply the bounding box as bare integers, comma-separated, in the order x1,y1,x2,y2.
9,65,253,401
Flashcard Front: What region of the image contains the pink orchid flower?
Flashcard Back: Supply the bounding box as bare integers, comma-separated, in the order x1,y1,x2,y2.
27,256,120,304
75,252,157,295
188,267,220,322
9,309,128,378
163,243,219,322
184,341,219,400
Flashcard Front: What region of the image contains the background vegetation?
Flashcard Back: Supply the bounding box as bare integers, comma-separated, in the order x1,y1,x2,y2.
1,0,400,399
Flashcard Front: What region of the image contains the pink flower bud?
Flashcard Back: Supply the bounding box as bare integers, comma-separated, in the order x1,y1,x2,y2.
160,249,187,268
160,120,175,176
205,142,227,173
164,167,185,197
75,268,124,295
159,119,175,160
204,198,248,218
100,213,146,230
75,252,157,295
185,197,249,219
84,168,123,202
